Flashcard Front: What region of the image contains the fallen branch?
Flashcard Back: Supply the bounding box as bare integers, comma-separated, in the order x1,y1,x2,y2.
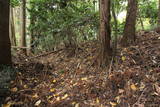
132,88,147,107
11,46,30,49
27,49,63,60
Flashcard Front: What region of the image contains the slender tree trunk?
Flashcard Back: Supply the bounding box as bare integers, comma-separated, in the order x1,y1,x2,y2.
29,13,35,54
0,0,12,65
10,6,16,46
111,0,118,58
121,0,138,47
138,8,144,30
158,0,160,25
20,0,27,55
139,15,144,30
30,19,34,54
98,0,112,67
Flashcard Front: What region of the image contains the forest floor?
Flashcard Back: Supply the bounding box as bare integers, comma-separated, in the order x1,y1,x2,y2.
2,31,160,107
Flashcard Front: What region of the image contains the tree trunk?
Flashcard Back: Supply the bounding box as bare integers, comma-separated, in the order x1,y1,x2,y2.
121,0,138,47
20,0,27,55
137,7,144,30
9,6,16,46
29,14,35,54
0,0,12,65
111,0,118,58
98,0,112,67
158,0,160,25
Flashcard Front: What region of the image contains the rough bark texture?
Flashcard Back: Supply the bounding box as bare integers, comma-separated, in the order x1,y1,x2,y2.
0,0,12,65
121,0,138,47
9,7,16,46
158,0,160,25
20,0,27,55
98,0,112,67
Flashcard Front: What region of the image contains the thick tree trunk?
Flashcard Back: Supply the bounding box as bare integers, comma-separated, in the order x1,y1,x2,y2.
98,0,112,67
9,7,16,46
121,0,138,47
0,0,12,65
158,0,160,25
20,0,27,55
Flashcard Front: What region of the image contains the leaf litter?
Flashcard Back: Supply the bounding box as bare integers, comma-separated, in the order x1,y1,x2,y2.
2,31,160,107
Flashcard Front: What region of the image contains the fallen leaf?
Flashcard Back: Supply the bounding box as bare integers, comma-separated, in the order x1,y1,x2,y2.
154,84,160,95
121,56,126,61
52,80,56,83
118,89,124,94
32,93,38,98
152,92,159,96
2,104,11,107
34,100,41,106
139,82,145,91
131,84,137,91
110,101,117,107
50,88,55,92
10,87,18,92
96,98,100,104
115,96,121,103
81,77,87,81
75,103,79,107
71,101,76,105
23,85,28,88
61,94,68,100
56,97,61,101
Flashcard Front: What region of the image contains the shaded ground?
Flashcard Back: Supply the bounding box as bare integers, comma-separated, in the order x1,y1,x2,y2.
1,31,160,107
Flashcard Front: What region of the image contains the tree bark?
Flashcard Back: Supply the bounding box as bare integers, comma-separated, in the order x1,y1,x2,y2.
121,0,138,47
20,0,27,55
0,0,12,65
158,0,160,25
9,6,16,46
98,0,112,67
